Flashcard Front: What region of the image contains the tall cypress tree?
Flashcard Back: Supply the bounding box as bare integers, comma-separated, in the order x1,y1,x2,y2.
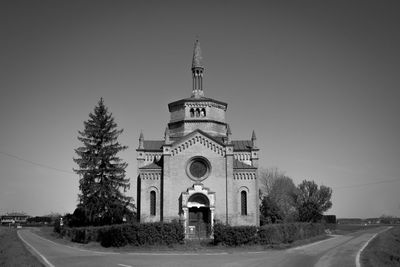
73,98,134,225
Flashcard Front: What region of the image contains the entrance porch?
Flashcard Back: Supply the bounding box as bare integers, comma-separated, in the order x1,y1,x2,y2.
181,184,215,239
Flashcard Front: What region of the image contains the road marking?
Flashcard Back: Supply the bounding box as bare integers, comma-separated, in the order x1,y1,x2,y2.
118,264,133,267
125,252,229,256
289,235,340,251
17,231,56,267
29,230,120,255
355,226,393,267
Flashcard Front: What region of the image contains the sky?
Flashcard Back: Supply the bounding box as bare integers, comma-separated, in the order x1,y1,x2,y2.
1,0,399,218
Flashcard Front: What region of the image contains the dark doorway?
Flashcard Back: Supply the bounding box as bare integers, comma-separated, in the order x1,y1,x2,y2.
188,207,210,238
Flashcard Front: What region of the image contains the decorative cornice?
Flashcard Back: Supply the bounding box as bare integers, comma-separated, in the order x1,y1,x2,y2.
168,119,227,128
168,98,227,111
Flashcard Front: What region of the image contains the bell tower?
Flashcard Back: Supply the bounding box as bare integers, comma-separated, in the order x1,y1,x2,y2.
167,40,229,139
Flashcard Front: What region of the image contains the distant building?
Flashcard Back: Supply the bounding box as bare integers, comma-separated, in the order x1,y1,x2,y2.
1,212,30,225
136,40,260,238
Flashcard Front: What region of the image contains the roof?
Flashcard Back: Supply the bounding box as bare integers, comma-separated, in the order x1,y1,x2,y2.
232,140,253,151
1,212,29,217
139,139,254,152
168,97,227,111
233,159,256,169
139,161,162,170
139,133,256,152
141,140,164,151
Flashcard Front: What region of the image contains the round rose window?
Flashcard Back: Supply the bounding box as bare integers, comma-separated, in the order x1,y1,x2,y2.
186,157,211,181
189,160,207,178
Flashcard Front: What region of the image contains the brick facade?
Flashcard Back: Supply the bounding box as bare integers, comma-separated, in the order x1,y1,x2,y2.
137,40,259,238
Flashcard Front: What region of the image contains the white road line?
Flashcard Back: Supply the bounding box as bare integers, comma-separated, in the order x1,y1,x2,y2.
355,226,393,267
117,264,133,267
29,230,120,255
17,231,56,267
125,252,229,256
289,235,340,251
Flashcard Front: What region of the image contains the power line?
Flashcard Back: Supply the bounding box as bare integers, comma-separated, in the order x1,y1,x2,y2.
0,151,74,174
333,178,400,189
2,150,399,189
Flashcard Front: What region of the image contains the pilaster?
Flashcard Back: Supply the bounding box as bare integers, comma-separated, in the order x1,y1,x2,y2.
225,144,234,225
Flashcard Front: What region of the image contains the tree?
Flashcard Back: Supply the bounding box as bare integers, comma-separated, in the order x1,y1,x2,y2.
260,196,283,225
259,168,298,222
293,180,332,222
73,98,134,226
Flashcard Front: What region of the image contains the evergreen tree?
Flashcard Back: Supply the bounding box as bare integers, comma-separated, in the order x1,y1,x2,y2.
73,98,134,225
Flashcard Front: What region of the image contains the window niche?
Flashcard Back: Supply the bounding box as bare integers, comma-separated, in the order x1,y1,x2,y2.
241,191,247,216
150,191,156,216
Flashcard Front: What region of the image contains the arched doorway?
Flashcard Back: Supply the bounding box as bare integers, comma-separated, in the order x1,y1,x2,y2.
187,193,210,238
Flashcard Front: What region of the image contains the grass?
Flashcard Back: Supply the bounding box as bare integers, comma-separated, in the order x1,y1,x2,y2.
328,223,381,235
0,226,44,267
361,226,400,267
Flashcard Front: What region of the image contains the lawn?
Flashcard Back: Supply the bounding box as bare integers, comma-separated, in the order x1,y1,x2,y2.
0,226,44,267
328,223,381,235
361,226,400,267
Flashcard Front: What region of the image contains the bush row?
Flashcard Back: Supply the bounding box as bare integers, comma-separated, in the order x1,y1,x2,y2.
213,223,325,246
57,221,185,247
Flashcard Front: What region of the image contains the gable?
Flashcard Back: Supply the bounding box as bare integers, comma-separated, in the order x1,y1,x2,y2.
170,130,225,157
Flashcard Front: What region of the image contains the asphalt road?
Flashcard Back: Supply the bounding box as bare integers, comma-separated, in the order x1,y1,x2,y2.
18,226,388,267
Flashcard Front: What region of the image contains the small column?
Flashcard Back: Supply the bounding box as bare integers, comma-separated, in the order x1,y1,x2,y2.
183,207,188,238
210,207,215,238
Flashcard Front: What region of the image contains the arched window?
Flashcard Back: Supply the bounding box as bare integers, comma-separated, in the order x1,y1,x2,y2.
201,108,206,117
241,191,247,216
190,108,194,117
150,191,156,216
195,108,200,117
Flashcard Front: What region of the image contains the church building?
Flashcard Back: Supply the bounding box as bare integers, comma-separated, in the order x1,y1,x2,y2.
137,40,259,238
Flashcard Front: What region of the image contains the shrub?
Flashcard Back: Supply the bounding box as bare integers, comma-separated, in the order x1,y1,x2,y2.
258,223,324,245
99,225,128,247
58,221,185,247
215,223,325,246
213,223,258,246
53,216,62,233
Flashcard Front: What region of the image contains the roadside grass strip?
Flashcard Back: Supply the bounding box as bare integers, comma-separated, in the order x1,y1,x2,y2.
355,226,393,267
30,230,119,255
17,230,55,267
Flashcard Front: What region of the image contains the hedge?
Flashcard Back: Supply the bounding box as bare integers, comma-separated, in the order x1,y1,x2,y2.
57,221,185,247
214,223,325,246
57,221,324,248
213,224,258,246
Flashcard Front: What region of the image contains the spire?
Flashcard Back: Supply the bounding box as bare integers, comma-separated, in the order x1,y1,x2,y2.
251,130,257,148
139,131,144,149
192,39,203,69
164,126,171,144
191,39,204,98
226,124,232,144
227,124,232,136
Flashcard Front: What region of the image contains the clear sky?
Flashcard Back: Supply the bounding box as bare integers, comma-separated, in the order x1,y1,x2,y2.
1,0,399,218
